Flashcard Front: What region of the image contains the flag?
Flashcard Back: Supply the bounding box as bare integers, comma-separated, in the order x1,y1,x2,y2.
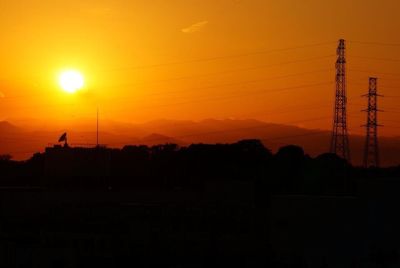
58,132,67,142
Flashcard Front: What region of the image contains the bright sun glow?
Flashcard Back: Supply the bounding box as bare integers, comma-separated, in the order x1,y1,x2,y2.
59,70,84,93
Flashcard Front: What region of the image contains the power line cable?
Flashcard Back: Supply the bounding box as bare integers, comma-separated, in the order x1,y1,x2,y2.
350,55,400,62
1,81,333,113
103,41,336,71
348,40,400,47
348,69,400,76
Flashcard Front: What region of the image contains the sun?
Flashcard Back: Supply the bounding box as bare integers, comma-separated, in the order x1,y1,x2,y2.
59,70,84,93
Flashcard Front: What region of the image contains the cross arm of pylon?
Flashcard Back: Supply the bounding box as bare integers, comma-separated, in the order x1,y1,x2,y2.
361,124,384,127
361,93,384,97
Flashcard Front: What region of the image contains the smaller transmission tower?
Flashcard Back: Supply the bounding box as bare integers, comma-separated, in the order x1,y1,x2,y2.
330,39,351,161
363,77,382,168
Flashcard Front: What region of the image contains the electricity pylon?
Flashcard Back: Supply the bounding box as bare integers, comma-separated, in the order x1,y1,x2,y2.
363,77,382,168
330,39,351,162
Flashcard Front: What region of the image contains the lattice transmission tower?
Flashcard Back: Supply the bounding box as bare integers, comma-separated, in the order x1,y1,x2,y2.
363,77,382,168
330,39,351,161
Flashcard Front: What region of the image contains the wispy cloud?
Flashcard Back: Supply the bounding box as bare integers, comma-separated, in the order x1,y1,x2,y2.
182,21,209,34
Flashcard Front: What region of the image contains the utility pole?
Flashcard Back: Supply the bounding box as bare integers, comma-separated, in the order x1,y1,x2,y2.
330,39,351,162
363,77,382,168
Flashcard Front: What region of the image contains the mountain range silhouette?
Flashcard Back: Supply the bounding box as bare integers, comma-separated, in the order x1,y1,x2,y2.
1,119,399,166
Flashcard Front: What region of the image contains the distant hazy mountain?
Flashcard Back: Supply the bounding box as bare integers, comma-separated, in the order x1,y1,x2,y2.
0,119,399,166
140,133,184,146
0,121,21,133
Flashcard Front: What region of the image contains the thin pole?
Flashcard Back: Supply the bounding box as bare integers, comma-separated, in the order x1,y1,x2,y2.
97,107,99,147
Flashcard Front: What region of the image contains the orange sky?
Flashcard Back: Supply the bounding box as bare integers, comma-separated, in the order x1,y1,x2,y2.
1,0,400,136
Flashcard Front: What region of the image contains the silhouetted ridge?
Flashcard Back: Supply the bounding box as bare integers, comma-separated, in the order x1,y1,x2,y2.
2,139,395,195
0,140,400,267
2,119,400,166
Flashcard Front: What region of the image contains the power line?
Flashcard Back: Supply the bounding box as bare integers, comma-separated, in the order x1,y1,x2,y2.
349,69,400,77
1,81,333,113
98,55,335,91
350,76,400,82
1,55,334,101
385,110,400,114
348,40,400,47
97,68,332,103
238,102,332,119
105,82,333,112
381,119,400,123
350,55,400,63
103,41,336,71
348,81,399,89
106,77,333,105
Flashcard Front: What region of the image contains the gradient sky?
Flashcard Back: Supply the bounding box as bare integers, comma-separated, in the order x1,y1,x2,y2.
1,0,400,136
